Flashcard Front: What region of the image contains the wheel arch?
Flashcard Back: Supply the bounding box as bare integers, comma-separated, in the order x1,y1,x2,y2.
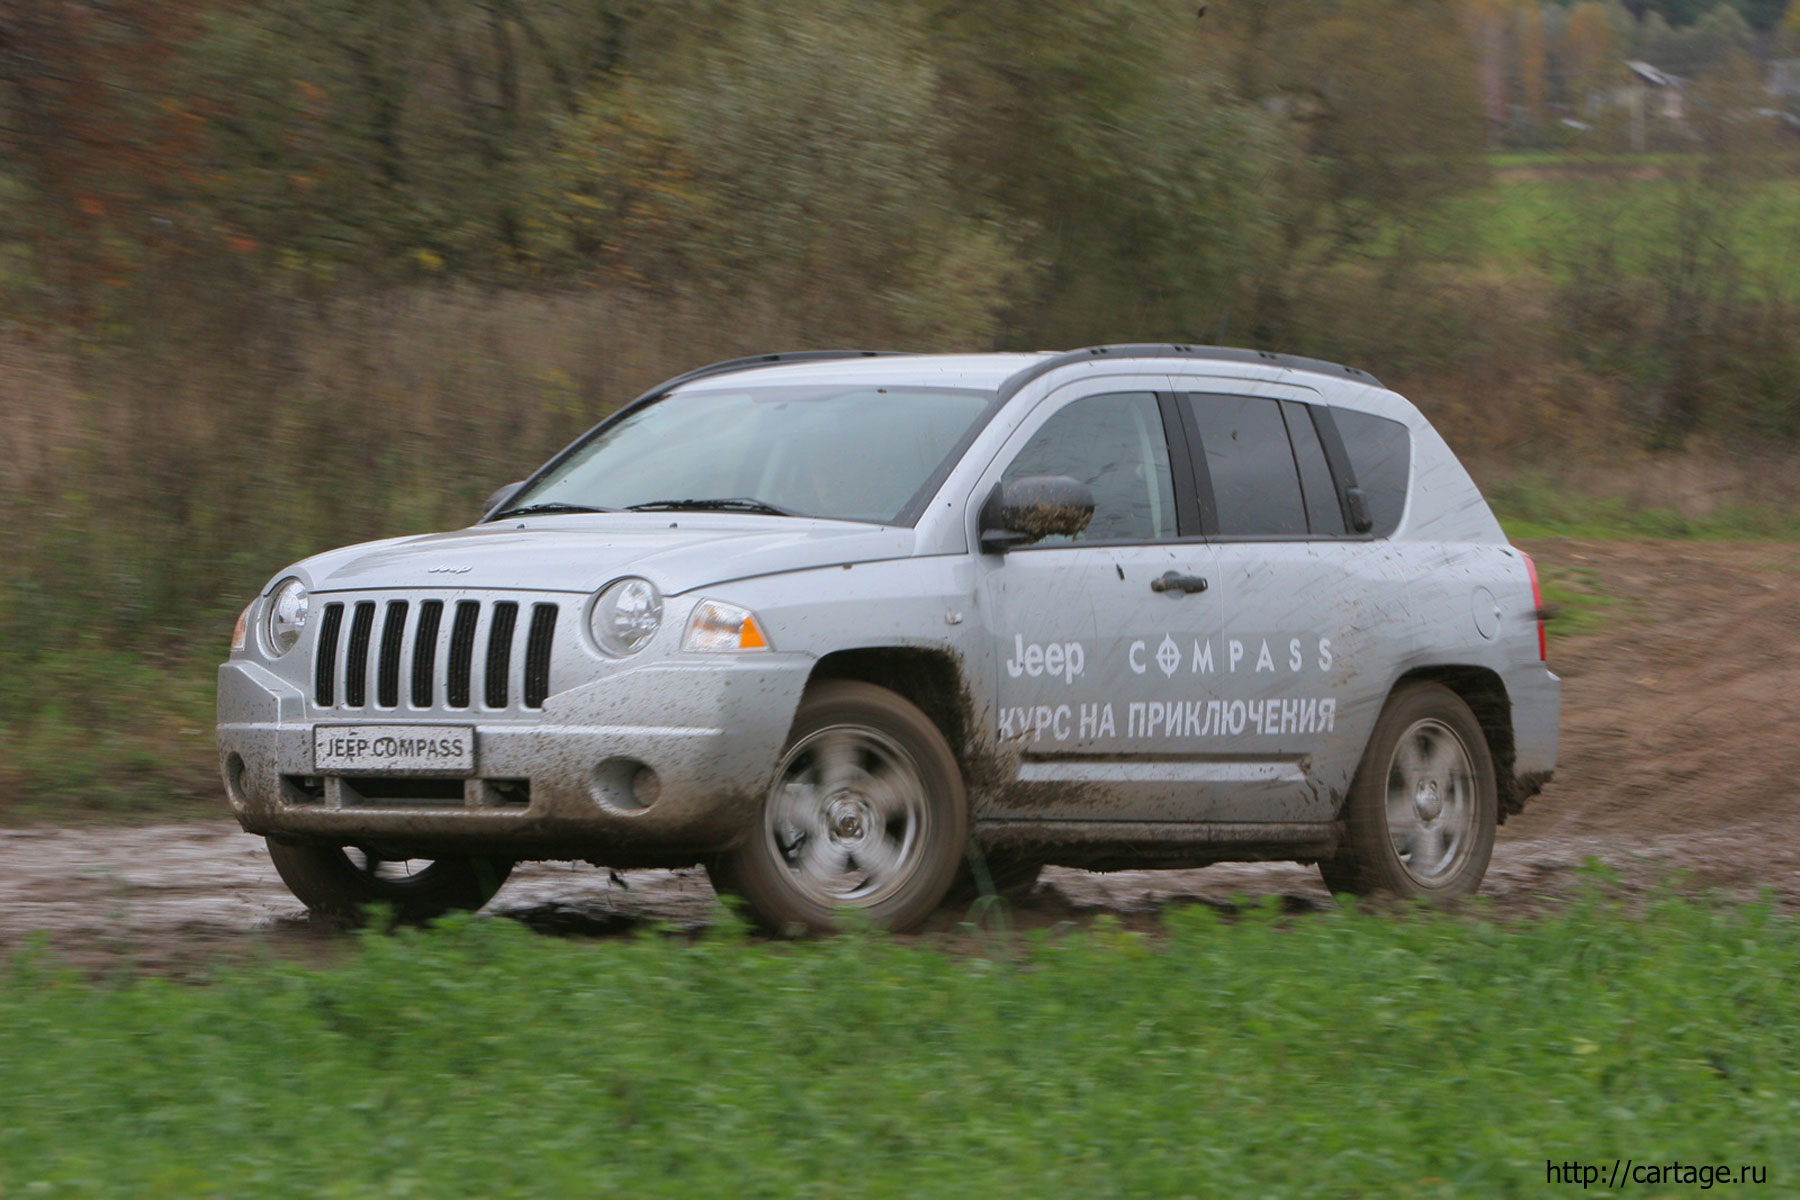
805,646,976,771
1386,664,1523,822
721,650,975,932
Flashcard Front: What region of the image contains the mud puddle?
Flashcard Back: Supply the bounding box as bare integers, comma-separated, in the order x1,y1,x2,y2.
2,816,1793,975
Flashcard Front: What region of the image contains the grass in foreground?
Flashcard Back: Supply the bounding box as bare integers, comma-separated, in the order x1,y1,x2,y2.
2,889,1797,1197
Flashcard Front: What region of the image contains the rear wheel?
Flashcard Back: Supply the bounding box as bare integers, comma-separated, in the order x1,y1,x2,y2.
266,839,513,925
1320,683,1496,901
709,681,967,933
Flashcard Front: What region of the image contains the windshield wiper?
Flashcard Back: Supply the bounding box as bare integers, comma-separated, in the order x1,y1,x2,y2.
625,497,805,517
490,502,618,520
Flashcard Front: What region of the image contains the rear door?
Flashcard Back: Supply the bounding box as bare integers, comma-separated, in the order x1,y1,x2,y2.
1177,389,1384,820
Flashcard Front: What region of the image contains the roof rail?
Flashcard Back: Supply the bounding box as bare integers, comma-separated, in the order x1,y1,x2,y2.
995,343,1382,403
633,349,905,404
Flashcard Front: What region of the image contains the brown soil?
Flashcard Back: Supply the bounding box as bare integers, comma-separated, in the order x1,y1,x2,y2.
5,538,1798,971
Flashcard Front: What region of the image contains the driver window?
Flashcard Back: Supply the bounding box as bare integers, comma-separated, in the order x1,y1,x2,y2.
1002,391,1176,543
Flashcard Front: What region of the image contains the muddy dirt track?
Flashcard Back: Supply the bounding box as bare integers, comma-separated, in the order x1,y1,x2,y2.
4,538,1798,969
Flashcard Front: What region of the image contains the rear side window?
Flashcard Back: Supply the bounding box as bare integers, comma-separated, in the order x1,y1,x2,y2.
1333,408,1411,537
1184,394,1307,537
1281,400,1346,537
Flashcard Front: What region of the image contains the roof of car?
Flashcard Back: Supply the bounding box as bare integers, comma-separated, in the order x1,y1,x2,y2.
674,352,1047,393
668,345,1384,399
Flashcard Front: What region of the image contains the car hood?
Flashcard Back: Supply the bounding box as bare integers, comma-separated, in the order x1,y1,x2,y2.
287,514,919,597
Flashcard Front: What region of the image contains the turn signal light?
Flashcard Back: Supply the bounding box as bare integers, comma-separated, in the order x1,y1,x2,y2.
683,599,773,653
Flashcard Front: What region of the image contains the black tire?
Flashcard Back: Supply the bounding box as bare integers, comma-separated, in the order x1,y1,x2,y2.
708,680,968,934
266,839,514,925
1320,682,1497,901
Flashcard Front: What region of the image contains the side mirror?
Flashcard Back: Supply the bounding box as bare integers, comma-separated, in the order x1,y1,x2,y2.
483,480,525,519
1344,486,1374,534
979,475,1096,553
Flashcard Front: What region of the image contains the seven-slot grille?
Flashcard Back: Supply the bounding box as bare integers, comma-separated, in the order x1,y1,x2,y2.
313,596,558,711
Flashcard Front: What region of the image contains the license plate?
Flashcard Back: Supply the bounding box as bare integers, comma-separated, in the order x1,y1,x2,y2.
313,725,475,774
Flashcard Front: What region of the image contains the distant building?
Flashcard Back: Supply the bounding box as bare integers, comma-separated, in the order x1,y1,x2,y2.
1586,60,1687,150
1622,61,1687,121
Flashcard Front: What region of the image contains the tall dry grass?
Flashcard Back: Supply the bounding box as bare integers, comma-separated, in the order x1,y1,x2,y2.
0,333,81,496
0,283,934,810
9,282,963,635
5,273,1795,653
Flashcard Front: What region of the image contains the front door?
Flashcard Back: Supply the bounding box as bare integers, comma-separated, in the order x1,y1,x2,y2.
975,385,1225,820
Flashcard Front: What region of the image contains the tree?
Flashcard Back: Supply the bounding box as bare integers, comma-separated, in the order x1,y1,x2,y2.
0,0,208,313
1204,0,1487,232
1693,1,1756,55
1635,2,1753,75
1519,0,1550,135
1732,0,1788,30
1559,1,1620,115
1300,1,1488,210
1629,0,1784,28
1196,0,1489,347
186,0,716,278
545,0,1017,344
1626,0,1711,22
916,0,1281,345
1467,0,1514,133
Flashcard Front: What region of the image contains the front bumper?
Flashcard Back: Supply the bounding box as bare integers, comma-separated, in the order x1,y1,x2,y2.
217,655,814,862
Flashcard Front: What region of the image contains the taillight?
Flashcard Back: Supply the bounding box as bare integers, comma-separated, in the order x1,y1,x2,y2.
1520,551,1546,662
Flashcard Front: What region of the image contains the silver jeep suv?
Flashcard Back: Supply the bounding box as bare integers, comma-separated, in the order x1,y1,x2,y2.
218,345,1560,930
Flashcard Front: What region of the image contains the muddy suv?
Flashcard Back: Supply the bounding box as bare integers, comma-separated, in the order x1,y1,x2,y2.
218,344,1559,930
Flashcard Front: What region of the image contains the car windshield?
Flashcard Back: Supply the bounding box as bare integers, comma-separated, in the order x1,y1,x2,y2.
502,384,997,524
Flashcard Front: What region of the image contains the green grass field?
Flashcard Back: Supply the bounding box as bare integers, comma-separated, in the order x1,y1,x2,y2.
1489,476,1800,542
1531,561,1617,638
1436,165,1800,288
2,890,1796,1196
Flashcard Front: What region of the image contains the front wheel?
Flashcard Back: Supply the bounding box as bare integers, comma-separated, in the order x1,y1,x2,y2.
709,681,968,933
1320,683,1497,901
266,839,514,925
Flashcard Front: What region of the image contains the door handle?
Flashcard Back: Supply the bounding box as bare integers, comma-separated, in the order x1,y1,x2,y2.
1150,571,1209,594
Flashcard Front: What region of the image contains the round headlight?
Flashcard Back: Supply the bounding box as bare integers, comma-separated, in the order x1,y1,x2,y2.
264,578,310,657
590,577,662,657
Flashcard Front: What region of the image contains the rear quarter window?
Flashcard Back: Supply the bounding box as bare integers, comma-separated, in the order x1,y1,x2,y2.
1332,408,1411,537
